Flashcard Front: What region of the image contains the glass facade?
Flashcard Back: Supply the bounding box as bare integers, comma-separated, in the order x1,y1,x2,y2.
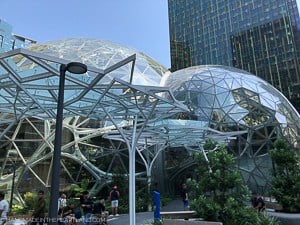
0,19,35,52
162,65,300,191
168,0,300,111
28,38,167,86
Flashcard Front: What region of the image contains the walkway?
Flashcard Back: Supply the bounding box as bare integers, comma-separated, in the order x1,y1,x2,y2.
161,198,183,212
107,198,183,225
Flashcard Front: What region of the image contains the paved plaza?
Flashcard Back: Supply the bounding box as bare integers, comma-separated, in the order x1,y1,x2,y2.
108,198,183,225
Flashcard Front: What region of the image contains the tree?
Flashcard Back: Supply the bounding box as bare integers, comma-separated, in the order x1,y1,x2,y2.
189,142,279,225
269,138,300,212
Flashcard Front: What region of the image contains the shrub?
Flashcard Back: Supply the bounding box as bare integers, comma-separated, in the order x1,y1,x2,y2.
189,142,279,225
269,138,300,212
11,204,26,215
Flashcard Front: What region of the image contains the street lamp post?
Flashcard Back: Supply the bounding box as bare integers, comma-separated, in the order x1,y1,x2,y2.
48,62,87,225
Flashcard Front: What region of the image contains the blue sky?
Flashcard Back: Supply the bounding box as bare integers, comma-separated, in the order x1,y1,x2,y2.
0,0,171,68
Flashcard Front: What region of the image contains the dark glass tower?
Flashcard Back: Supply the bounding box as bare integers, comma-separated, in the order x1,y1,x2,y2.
168,0,300,111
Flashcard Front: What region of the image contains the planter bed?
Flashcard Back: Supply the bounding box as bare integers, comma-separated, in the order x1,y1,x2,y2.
267,210,300,225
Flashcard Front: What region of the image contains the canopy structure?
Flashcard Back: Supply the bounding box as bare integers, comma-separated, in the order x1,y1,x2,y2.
0,48,191,141
0,48,189,225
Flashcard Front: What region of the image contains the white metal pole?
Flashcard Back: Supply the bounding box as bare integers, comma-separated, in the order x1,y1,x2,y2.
129,115,138,225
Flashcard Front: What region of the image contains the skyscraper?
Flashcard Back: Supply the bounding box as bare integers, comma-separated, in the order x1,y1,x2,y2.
168,0,300,111
0,19,35,53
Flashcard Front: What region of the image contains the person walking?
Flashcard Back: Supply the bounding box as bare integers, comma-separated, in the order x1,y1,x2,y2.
109,186,120,216
0,192,9,225
32,190,46,225
181,184,189,210
80,191,93,225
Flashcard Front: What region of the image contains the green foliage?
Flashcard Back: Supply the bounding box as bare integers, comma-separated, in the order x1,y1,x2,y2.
189,141,279,225
80,178,90,190
12,191,50,215
136,192,149,212
270,138,300,212
11,204,26,215
23,191,37,210
66,197,81,208
190,145,249,207
257,212,282,225
203,139,218,150
66,183,86,198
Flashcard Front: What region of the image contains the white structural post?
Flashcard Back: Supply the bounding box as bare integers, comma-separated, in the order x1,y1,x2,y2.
129,115,138,225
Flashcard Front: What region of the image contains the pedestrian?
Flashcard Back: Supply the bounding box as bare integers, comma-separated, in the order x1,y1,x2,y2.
80,191,93,225
109,186,120,216
32,190,46,225
251,192,265,212
58,193,67,216
61,202,76,225
181,184,189,210
0,192,9,225
93,198,108,225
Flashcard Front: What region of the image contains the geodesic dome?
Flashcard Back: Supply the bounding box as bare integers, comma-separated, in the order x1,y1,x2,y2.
162,65,300,191
29,38,167,86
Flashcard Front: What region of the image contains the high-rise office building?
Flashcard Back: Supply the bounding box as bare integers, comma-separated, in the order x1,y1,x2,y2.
168,0,300,111
0,19,35,52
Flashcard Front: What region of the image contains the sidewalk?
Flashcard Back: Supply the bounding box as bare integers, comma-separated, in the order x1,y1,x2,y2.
6,198,184,225
107,198,182,225
161,198,184,212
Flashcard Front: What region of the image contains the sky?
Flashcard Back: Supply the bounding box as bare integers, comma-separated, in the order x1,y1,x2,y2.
0,0,171,68
2,0,300,70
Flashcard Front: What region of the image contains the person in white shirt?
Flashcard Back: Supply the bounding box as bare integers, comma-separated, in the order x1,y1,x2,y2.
58,193,67,215
0,192,9,225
